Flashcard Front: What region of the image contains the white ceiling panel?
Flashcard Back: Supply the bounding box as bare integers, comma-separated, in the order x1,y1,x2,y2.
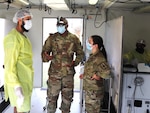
0,0,150,13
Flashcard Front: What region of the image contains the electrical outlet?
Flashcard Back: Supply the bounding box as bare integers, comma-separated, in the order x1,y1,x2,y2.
127,100,132,106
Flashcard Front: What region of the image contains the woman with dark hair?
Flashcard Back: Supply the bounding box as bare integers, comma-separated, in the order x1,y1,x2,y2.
90,35,107,60
80,35,110,113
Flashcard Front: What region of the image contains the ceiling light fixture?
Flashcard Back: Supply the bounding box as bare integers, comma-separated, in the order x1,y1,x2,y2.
43,0,69,10
19,0,29,5
89,0,98,5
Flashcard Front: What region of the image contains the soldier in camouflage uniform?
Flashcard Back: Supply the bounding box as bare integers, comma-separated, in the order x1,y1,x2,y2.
41,17,84,113
80,35,110,113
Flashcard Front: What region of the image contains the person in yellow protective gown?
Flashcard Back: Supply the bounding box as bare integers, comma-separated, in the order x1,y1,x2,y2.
3,9,34,113
123,39,150,66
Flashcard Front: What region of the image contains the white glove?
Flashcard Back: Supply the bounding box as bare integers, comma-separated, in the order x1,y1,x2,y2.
14,86,24,108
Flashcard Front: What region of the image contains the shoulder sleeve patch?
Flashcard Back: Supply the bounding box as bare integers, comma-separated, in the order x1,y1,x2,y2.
100,62,109,70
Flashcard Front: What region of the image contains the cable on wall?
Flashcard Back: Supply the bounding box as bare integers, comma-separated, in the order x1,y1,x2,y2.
94,6,106,28
134,76,144,86
134,76,144,96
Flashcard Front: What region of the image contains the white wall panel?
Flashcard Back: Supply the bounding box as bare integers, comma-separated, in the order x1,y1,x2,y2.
105,16,123,113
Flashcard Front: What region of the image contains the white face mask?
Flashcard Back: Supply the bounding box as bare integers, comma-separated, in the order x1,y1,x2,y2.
24,20,32,30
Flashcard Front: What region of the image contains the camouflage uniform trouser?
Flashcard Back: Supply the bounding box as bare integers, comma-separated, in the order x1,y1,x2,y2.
85,90,104,113
47,73,74,113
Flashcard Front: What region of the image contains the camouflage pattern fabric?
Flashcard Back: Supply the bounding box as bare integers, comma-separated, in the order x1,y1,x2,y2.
42,32,84,75
57,17,68,25
41,31,84,113
85,90,102,113
47,74,74,113
83,50,110,113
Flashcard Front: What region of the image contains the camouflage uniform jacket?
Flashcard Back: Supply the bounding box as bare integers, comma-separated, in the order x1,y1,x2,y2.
83,50,110,91
41,31,84,76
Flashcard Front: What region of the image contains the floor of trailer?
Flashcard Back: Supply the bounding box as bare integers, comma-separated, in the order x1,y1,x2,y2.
2,88,116,113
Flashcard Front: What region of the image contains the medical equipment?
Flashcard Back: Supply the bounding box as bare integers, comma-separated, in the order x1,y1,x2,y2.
121,73,150,113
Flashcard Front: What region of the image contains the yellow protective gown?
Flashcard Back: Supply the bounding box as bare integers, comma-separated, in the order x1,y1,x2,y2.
3,28,34,112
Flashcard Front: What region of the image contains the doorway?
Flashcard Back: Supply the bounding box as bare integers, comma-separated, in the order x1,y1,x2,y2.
42,17,83,91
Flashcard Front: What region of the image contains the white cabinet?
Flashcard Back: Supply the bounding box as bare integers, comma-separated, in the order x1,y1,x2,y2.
121,72,150,113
